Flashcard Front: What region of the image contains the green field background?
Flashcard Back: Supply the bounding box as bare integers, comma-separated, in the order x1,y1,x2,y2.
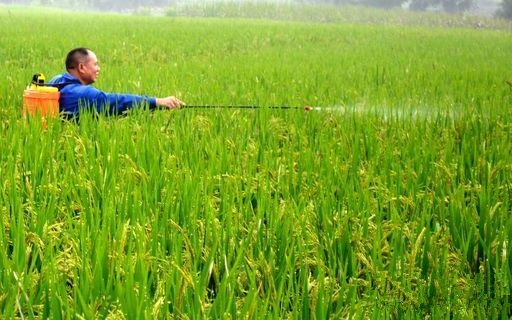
0,5,511,319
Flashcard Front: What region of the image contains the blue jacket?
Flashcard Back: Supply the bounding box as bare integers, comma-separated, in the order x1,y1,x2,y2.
48,72,157,119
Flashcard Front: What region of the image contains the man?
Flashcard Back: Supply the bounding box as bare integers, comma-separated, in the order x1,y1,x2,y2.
49,48,184,120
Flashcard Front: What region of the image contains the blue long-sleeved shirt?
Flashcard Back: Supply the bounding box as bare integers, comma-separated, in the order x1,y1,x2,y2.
48,72,157,119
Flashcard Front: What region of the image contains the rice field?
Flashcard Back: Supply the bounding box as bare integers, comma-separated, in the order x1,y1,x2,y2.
0,4,511,319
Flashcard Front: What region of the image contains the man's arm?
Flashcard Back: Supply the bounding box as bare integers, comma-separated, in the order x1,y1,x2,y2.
83,87,183,115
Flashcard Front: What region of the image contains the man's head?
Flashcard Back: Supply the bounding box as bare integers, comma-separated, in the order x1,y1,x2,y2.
66,48,100,85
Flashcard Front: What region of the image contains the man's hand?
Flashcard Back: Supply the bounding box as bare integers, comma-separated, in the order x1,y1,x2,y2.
156,96,185,109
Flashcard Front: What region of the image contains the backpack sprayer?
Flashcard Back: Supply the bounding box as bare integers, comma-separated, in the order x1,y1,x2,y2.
22,73,60,125
21,73,313,126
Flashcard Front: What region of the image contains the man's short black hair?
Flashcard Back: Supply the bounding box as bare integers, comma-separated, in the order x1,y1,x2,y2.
66,48,91,71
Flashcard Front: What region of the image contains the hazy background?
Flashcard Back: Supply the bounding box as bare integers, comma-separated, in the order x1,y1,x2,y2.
0,0,507,17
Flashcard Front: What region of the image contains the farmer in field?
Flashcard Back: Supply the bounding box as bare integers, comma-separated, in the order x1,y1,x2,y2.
49,47,184,120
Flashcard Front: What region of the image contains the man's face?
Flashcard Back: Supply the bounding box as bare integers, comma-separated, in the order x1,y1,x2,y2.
79,51,100,85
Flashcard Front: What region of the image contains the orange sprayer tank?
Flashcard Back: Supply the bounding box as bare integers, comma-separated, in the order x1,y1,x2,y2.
22,73,60,125
23,89,60,117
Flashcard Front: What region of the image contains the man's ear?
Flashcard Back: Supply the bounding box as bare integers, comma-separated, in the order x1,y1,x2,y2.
77,63,85,74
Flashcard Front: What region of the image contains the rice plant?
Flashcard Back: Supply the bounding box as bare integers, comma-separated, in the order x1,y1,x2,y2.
0,4,510,319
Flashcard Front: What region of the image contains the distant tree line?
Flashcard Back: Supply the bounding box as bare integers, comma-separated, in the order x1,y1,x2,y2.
497,0,512,18
408,0,473,13
0,0,175,10
1,0,511,19
300,0,473,13
299,0,510,17
82,0,176,11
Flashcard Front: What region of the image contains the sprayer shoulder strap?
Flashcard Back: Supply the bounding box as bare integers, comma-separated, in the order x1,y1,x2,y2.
48,82,76,91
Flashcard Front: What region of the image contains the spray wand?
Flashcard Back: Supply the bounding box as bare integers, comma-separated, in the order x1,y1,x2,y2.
182,105,313,111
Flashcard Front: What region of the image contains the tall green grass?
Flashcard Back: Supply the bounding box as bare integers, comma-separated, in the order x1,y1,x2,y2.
171,1,512,30
0,5,511,319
